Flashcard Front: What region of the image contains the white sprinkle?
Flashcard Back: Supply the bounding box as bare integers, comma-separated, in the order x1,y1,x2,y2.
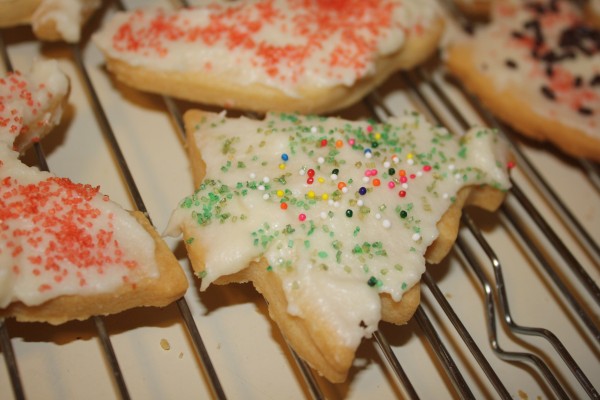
330,173,338,180
365,152,373,159
454,173,462,180
357,200,364,206
383,161,391,168
328,199,335,206
263,176,270,183
417,171,423,177
375,213,382,220
342,187,348,193
412,233,421,241
382,219,392,229
362,176,370,183
392,156,400,164
407,159,414,165
299,168,306,176
401,183,408,189
249,172,256,179
320,211,328,219
311,126,318,133
258,185,265,191
442,193,449,199
334,201,340,208
448,164,455,171
262,193,270,200
317,157,325,164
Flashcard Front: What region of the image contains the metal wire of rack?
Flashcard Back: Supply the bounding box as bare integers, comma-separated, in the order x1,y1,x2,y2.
1,0,598,399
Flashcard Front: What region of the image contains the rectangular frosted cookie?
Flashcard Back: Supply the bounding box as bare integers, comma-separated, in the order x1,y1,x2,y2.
166,110,512,382
93,0,444,114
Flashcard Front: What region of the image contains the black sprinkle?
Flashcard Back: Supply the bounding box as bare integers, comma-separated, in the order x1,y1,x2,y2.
511,31,525,40
573,76,583,87
591,74,600,87
505,59,518,69
524,19,544,47
541,86,556,100
578,107,593,116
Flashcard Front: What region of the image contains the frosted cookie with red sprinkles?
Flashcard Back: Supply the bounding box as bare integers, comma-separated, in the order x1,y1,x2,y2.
92,0,444,114
0,0,102,43
446,0,600,161
165,110,512,382
0,61,188,324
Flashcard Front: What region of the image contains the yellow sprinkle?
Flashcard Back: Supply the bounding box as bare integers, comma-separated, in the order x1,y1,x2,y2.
318,177,325,183
375,133,381,140
308,190,315,199
407,153,413,159
276,190,284,197
279,163,286,170
321,193,329,201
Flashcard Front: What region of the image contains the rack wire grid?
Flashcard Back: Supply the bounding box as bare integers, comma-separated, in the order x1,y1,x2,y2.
1,0,598,399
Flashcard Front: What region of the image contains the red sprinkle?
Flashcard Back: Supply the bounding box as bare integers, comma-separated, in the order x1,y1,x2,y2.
0,176,140,290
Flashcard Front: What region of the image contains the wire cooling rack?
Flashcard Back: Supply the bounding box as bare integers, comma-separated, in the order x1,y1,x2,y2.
1,0,598,398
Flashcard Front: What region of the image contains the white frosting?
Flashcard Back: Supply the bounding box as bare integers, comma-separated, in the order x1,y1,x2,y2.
32,0,101,42
166,112,511,348
93,0,439,96
0,61,160,308
462,1,600,139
